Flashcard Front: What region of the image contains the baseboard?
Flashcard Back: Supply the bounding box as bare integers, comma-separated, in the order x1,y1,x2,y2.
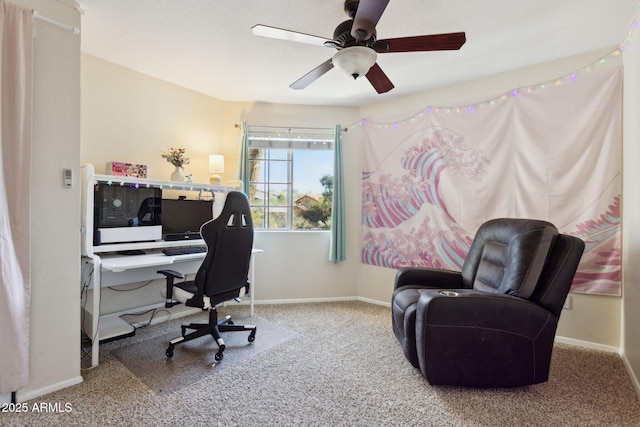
253,296,393,306
356,296,391,307
554,335,620,353
254,296,358,305
621,353,640,399
16,375,83,403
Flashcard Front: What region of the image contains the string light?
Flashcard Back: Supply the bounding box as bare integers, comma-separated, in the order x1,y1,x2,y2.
348,5,640,130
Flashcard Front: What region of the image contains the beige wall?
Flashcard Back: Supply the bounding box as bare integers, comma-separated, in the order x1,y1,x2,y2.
11,0,636,404
622,20,640,393
78,42,636,396
358,48,623,350
81,55,226,183
81,57,363,303
11,0,82,401
81,49,626,349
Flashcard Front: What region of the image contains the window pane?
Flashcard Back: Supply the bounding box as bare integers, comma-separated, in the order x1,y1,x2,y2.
249,182,266,207
268,160,289,183
267,183,289,206
269,149,289,161
249,159,266,182
251,207,265,228
267,207,288,229
293,150,334,195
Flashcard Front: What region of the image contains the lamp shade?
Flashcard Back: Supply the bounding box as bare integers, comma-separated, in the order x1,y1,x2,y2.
209,154,224,173
332,46,377,80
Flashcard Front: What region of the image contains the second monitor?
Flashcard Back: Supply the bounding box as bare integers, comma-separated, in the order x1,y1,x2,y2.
162,198,213,241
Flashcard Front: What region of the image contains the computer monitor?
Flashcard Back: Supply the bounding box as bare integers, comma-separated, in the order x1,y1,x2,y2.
93,183,163,244
161,198,214,241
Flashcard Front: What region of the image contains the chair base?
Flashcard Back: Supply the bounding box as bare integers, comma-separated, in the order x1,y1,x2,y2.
165,308,256,361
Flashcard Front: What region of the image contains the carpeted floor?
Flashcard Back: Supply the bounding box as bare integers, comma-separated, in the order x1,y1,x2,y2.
5,301,640,426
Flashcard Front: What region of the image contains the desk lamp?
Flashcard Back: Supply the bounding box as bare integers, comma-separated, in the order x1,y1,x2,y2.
209,155,224,185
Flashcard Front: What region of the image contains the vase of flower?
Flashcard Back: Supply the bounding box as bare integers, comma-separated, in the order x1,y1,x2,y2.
162,147,190,181
170,165,185,182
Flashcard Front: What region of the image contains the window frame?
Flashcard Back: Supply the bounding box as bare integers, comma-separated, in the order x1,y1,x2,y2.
246,126,335,231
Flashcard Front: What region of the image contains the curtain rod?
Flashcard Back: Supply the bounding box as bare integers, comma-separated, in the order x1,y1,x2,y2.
33,10,80,35
235,123,347,132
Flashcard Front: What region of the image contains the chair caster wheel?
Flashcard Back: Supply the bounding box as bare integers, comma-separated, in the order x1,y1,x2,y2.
215,351,224,361
166,346,174,358
227,320,234,325
248,330,256,342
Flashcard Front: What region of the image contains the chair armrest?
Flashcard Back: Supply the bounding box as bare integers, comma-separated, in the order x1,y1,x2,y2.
394,267,464,290
156,269,185,308
156,269,184,280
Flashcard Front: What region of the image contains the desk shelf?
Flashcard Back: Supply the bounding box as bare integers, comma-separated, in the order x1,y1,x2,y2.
83,301,202,343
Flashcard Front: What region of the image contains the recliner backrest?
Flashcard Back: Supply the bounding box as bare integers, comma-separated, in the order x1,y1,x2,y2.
196,191,254,304
461,218,558,298
529,234,585,317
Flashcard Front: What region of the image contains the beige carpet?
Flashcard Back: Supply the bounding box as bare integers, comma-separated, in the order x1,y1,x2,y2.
5,301,640,426
110,316,297,395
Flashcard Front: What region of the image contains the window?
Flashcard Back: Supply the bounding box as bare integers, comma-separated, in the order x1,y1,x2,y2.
246,127,335,230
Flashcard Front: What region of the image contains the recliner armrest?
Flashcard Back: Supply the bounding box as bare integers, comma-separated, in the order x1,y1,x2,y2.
416,290,553,337
413,289,559,387
395,267,464,290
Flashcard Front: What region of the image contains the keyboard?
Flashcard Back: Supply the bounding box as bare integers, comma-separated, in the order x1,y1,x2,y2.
162,245,207,256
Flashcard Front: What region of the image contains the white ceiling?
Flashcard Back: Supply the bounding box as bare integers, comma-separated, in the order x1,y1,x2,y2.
77,0,640,107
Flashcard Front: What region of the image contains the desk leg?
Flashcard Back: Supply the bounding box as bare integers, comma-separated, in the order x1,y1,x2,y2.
249,254,255,317
89,256,101,368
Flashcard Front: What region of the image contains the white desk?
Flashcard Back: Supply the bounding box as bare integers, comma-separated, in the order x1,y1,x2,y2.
82,239,262,368
79,165,262,368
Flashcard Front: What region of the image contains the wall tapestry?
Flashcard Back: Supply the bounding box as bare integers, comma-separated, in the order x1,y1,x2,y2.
361,66,622,295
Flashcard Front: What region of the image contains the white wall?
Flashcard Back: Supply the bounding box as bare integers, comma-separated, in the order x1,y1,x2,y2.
10,0,83,401
358,48,623,349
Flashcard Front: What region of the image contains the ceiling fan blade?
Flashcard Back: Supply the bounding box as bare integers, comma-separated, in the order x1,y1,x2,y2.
365,63,394,94
251,24,331,47
290,59,335,90
374,32,466,53
351,0,390,42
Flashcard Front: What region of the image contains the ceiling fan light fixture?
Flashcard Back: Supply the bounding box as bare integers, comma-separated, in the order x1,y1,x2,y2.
332,46,377,80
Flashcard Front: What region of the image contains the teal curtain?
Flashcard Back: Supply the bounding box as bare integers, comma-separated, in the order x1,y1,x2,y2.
329,125,346,262
238,121,250,195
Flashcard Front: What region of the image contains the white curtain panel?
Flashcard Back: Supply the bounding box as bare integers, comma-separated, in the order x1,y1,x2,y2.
0,1,33,392
361,65,622,296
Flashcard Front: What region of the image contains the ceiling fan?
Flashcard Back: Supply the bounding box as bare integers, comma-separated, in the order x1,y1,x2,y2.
251,0,466,94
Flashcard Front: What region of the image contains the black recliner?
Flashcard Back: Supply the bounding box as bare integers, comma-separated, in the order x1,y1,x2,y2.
158,191,256,362
392,218,585,387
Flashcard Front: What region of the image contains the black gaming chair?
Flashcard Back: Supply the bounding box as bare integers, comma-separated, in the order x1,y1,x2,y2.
158,191,256,361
